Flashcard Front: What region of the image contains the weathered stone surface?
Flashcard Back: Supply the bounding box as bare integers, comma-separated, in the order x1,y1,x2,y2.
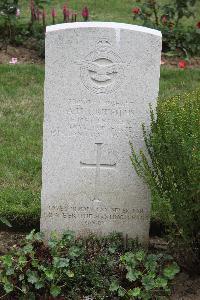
41,22,162,244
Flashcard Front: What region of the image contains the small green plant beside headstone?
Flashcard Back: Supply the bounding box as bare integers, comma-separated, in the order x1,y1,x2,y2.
0,230,179,299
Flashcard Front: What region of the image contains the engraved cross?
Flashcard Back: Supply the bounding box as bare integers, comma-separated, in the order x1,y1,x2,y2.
80,143,116,202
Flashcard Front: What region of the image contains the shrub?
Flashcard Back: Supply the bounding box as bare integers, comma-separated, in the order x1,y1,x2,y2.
132,0,200,56
130,90,200,272
0,230,179,299
0,0,19,49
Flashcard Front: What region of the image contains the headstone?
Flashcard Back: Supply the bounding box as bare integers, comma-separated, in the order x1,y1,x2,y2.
41,22,162,244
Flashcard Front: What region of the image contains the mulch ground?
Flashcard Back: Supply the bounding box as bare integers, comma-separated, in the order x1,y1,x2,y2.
0,230,200,299
0,45,43,64
0,45,200,68
161,55,200,69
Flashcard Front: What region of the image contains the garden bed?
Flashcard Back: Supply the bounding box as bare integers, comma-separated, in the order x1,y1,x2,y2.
0,45,43,64
0,230,199,299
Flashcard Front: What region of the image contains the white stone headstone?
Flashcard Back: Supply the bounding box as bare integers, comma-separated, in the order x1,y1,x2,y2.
41,22,162,244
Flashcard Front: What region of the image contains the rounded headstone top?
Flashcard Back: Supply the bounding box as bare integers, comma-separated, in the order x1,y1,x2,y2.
46,21,162,37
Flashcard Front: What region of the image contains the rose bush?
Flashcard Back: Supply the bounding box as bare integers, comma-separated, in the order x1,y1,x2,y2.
132,0,200,56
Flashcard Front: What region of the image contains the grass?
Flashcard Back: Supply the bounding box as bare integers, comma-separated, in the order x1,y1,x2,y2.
0,65,43,228
0,64,200,228
18,0,200,26
159,67,200,98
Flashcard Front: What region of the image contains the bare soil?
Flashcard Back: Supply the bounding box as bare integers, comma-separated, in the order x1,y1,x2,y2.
161,54,200,69
0,45,43,64
171,273,200,300
0,230,199,299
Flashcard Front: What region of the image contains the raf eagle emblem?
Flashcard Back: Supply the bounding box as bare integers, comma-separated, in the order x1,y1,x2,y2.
82,61,122,83
79,39,126,94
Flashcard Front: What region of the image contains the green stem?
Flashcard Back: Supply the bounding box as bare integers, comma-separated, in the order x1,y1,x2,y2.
175,15,180,27
152,3,159,27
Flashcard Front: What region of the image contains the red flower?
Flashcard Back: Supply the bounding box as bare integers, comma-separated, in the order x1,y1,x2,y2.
63,5,67,13
161,15,167,24
51,8,56,24
132,7,140,14
178,60,186,69
82,6,89,21
63,5,70,22
196,21,200,29
51,8,56,18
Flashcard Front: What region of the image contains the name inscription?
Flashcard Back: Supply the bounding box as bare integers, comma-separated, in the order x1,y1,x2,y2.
49,98,137,139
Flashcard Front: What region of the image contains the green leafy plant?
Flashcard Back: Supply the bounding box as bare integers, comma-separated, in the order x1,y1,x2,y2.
132,0,196,27
0,217,11,227
130,90,200,273
110,250,179,299
132,0,200,56
0,0,19,49
0,230,179,299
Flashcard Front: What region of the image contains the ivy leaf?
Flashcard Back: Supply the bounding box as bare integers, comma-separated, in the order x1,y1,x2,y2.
128,287,141,297
53,257,70,268
34,232,44,241
44,268,54,281
1,255,13,267
155,277,168,288
140,290,152,300
26,270,39,284
25,230,36,241
35,280,45,290
6,267,14,276
126,269,141,282
108,246,117,254
163,263,180,279
142,274,156,291
18,256,27,267
66,270,74,278
22,244,33,255
145,254,158,271
135,250,146,261
31,259,39,268
62,230,75,243
25,230,43,243
68,246,81,258
109,280,120,292
25,231,43,242
118,287,126,297
3,282,14,293
120,252,137,268
50,285,61,297
48,232,59,249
